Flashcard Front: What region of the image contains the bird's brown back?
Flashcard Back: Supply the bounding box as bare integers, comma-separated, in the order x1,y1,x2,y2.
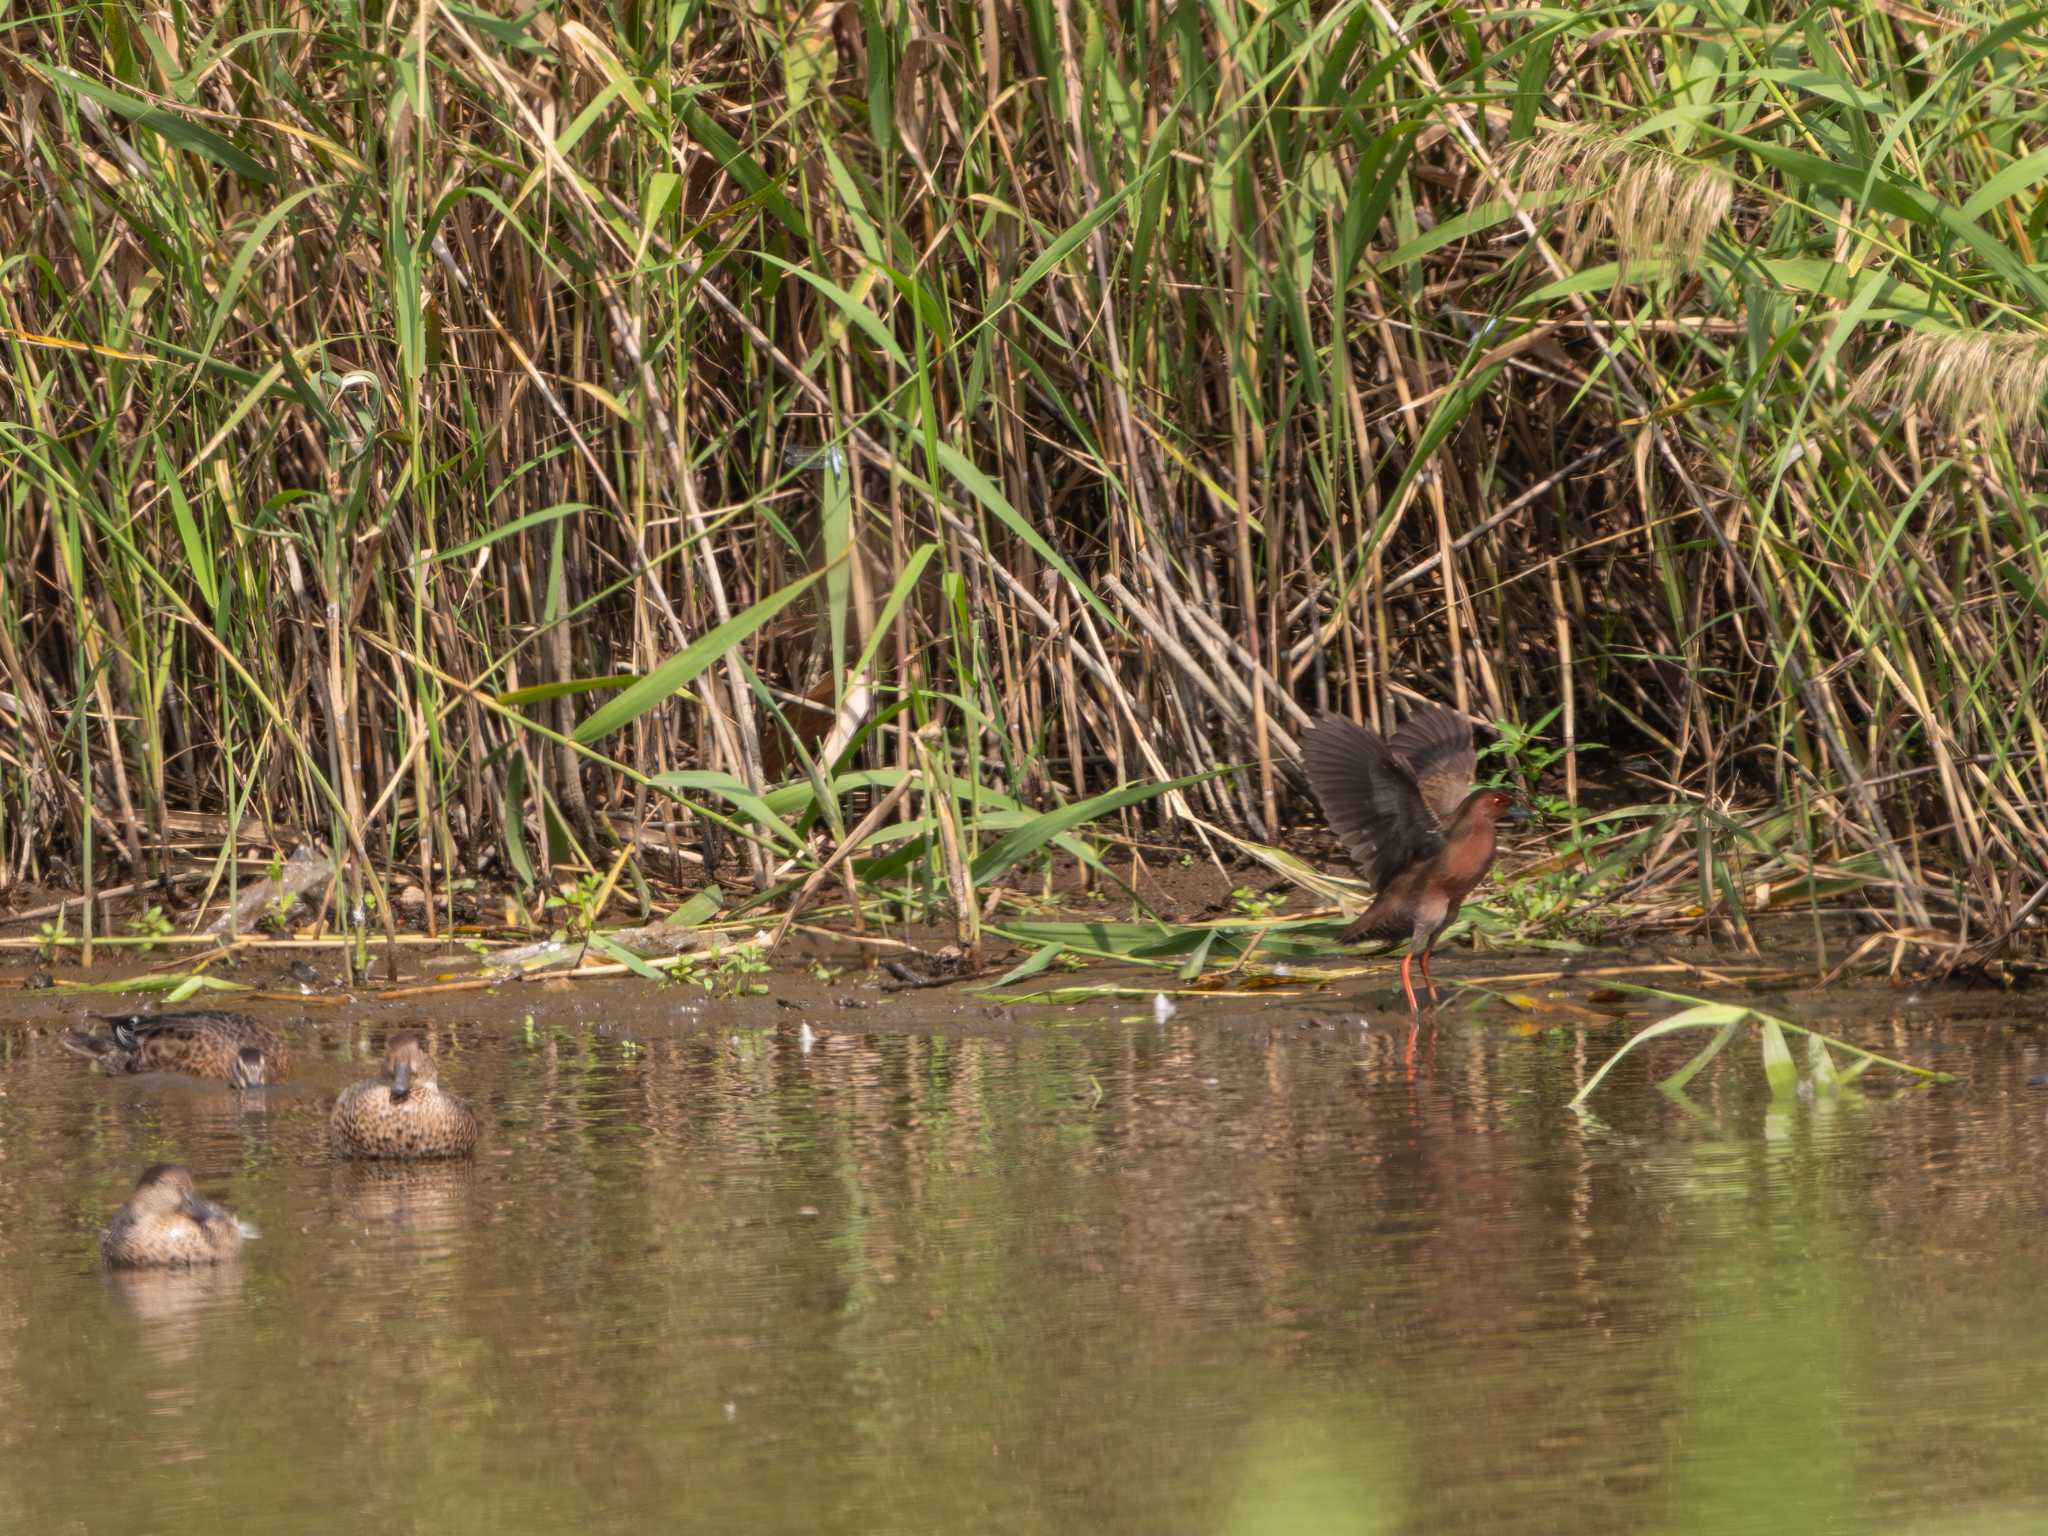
65,1011,291,1083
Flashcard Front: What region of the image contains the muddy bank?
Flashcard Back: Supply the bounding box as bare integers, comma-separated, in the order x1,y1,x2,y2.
3,936,2034,1060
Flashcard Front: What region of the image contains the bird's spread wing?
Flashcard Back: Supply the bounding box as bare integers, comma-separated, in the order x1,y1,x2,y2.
1386,701,1475,828
1300,714,1445,889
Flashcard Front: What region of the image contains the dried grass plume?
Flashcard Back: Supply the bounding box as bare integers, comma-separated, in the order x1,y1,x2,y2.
1512,126,1734,277
1854,328,2048,437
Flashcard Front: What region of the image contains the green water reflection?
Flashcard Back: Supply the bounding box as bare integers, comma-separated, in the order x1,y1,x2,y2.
0,983,2043,1534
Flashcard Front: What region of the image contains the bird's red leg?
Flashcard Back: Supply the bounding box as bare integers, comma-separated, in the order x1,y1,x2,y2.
1400,950,1421,1078
1419,945,1437,1005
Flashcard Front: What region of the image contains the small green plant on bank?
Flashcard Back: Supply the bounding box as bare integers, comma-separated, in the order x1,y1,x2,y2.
672,944,772,1000
125,905,174,956
713,946,772,998
1493,861,1602,938
35,912,66,965
1229,886,1287,921
258,851,294,934
1474,715,1649,934
1481,709,1597,807
545,874,608,939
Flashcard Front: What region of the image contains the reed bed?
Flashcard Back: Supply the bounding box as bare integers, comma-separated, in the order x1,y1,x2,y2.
2,0,2046,966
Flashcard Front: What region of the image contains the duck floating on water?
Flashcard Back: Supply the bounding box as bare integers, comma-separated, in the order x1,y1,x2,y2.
100,1163,256,1267
62,1010,292,1084
331,1032,479,1160
1300,699,1527,1017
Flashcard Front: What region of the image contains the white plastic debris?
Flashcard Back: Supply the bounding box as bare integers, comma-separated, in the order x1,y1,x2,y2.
1152,993,1177,1025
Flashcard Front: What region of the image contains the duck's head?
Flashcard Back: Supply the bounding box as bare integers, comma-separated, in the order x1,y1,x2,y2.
384,1032,434,1101
229,1047,267,1089
131,1163,220,1224
109,1016,147,1051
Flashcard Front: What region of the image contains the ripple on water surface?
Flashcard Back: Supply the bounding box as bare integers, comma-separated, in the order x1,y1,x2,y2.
0,974,2045,1534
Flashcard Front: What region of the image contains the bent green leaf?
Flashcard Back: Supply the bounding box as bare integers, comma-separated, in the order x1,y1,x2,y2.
970,772,1218,887
575,569,824,744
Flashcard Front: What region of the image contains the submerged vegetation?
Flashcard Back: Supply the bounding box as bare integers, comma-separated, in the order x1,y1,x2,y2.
2,2,2047,970
1569,989,1956,1108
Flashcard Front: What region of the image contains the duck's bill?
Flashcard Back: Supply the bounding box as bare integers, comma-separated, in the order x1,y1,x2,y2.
392,1059,412,1101
58,1028,116,1063
180,1190,221,1224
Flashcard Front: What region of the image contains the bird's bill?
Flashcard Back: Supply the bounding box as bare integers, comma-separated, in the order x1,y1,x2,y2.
179,1189,220,1224
1502,802,1531,823
391,1057,413,1101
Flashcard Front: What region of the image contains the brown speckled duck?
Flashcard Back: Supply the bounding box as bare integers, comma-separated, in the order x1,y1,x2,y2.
100,1164,256,1267
330,1032,479,1160
62,1010,292,1084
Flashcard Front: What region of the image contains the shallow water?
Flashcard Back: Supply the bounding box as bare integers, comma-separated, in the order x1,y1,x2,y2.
4,964,2047,1534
